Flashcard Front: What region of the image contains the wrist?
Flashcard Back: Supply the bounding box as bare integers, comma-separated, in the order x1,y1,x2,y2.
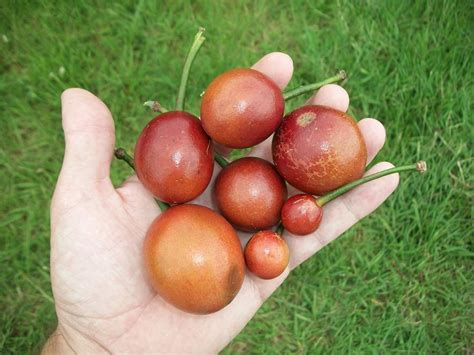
41,329,74,355
42,326,107,354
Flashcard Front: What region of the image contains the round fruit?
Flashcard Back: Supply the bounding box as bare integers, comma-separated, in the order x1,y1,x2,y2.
214,157,288,232
244,230,289,279
281,194,322,235
272,105,367,195
201,68,284,149
144,204,245,314
135,111,214,204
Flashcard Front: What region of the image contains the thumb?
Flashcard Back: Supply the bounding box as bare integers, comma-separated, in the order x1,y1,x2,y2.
57,88,115,190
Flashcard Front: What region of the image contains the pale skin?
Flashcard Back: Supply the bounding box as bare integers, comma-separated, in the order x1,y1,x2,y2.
44,52,399,354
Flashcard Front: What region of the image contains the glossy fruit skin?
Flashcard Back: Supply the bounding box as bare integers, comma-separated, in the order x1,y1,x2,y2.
244,230,289,279
214,157,288,232
201,68,285,149
272,105,367,196
281,194,323,235
135,111,214,204
144,204,245,314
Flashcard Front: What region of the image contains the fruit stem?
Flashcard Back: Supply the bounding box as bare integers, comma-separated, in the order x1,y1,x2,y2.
114,147,135,170
276,222,285,236
214,153,229,168
283,70,347,101
176,27,206,111
114,148,170,212
144,101,168,113
316,161,427,206
153,198,170,212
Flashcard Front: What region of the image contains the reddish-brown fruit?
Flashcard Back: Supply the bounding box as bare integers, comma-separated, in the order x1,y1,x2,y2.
201,68,285,148
214,157,288,232
281,194,323,235
144,204,245,314
244,230,289,279
135,111,214,204
272,105,367,195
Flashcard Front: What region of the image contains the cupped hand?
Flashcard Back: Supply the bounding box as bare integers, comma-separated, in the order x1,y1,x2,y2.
45,53,398,354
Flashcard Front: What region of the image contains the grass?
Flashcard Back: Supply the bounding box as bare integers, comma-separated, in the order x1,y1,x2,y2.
0,0,472,353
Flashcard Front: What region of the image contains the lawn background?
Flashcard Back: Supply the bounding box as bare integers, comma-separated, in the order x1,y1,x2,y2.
0,0,472,353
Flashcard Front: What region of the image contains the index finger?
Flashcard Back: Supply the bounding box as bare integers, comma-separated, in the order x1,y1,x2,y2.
251,52,294,90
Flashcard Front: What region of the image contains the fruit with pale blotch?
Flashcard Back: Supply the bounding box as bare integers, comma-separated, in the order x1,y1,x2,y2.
144,204,245,314
273,105,367,195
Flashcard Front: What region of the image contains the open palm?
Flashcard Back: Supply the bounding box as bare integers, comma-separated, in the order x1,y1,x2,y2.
48,53,398,354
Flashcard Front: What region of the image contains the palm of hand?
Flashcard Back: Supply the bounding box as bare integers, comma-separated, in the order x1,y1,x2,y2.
50,53,397,354
52,169,268,353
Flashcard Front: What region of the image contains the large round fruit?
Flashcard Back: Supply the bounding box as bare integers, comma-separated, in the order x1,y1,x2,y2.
272,105,367,195
200,68,284,149
214,157,288,232
135,111,214,204
144,204,245,314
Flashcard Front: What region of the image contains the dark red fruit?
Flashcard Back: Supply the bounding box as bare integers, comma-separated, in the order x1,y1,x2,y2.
135,111,214,204
272,105,367,195
144,204,245,314
281,194,322,235
214,157,288,232
201,68,284,148
244,230,289,279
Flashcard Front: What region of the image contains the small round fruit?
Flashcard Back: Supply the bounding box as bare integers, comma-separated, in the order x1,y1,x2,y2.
214,157,288,231
245,230,289,279
144,204,245,314
272,105,367,195
281,194,322,235
135,111,214,204
201,68,284,148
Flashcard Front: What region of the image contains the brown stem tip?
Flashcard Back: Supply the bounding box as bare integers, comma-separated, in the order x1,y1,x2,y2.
338,69,347,81
416,161,427,174
114,147,135,170
144,101,168,113
114,147,126,159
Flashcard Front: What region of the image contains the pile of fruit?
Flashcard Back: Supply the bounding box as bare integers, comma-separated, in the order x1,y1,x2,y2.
115,28,426,315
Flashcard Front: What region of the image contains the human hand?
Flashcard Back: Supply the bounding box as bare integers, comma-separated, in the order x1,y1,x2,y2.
44,52,398,354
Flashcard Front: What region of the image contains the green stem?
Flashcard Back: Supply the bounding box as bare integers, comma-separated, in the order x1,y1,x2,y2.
227,147,253,161
283,70,347,101
155,199,171,212
214,153,229,168
176,27,206,111
114,148,135,170
114,148,170,212
316,161,427,206
144,101,168,113
275,222,284,236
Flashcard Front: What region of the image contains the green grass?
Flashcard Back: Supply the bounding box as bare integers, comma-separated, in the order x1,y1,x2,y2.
1,0,472,353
